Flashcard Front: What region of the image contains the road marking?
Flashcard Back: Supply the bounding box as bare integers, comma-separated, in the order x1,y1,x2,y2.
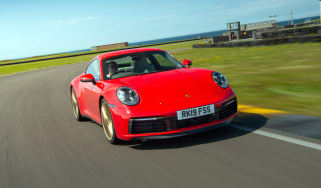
238,104,287,115
230,124,321,151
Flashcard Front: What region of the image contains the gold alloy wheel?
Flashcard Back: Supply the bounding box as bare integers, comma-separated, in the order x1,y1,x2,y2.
71,90,79,119
101,102,114,141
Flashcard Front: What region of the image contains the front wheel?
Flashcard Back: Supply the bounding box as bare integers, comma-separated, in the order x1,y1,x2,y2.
71,88,84,121
101,99,119,144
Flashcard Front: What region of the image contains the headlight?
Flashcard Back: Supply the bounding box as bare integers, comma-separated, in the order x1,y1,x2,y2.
117,87,140,106
212,72,229,89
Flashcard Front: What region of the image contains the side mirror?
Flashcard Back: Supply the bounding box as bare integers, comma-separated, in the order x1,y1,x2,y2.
80,74,95,84
182,59,192,67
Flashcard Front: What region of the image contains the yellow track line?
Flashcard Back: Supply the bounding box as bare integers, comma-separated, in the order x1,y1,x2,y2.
238,105,287,115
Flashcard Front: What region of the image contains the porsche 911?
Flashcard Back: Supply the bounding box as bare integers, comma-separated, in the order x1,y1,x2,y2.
70,48,237,144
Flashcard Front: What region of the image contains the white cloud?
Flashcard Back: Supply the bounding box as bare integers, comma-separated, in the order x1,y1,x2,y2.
192,0,309,24
54,16,98,25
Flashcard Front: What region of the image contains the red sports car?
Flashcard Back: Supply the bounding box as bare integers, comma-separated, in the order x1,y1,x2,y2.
70,48,237,144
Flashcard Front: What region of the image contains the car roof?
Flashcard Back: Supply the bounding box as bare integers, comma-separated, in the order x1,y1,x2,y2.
96,48,165,60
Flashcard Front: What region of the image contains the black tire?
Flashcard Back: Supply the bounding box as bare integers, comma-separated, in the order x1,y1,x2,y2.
100,99,119,144
71,88,84,121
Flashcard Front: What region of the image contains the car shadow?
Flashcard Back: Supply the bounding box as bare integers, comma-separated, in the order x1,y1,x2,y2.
125,112,268,150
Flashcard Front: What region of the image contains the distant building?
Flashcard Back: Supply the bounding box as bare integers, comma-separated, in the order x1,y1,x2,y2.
91,42,128,51
223,20,277,40
241,20,277,31
225,22,241,40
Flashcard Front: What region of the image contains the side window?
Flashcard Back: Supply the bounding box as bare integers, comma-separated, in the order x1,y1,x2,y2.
153,53,173,67
86,59,101,80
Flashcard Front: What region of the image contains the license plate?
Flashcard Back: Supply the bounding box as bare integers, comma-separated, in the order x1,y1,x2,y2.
177,104,215,120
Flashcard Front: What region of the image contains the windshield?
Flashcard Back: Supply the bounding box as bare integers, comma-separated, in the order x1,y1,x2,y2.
102,51,183,80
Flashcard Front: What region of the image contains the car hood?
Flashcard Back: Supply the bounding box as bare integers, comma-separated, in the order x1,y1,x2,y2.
112,68,220,106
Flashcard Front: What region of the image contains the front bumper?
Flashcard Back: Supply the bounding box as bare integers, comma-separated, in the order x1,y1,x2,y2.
113,98,237,141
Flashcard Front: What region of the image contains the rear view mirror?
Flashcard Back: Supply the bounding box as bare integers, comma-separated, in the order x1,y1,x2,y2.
182,59,192,67
80,74,95,84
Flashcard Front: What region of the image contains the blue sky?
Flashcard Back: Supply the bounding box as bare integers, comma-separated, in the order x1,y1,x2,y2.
0,0,320,60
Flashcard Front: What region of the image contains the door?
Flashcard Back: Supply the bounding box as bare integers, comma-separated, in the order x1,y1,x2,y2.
81,59,103,121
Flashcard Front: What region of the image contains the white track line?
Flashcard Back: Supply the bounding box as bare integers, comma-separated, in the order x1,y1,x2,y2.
230,124,321,151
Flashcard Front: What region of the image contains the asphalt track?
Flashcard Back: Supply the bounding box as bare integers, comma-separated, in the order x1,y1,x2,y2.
0,62,321,188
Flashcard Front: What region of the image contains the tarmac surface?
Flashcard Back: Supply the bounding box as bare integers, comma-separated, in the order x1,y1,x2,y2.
0,62,321,188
